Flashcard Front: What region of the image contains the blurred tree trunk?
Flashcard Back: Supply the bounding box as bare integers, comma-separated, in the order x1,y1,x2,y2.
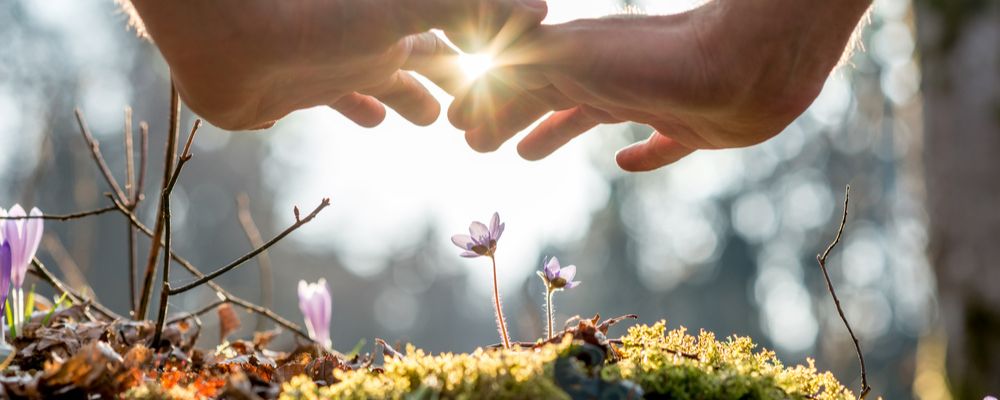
915,0,1000,396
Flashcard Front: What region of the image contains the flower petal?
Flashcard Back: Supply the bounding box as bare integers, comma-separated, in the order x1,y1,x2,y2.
469,221,489,242
493,222,505,241
451,234,474,250
0,241,10,304
557,265,576,282
565,280,582,289
16,207,43,286
459,251,480,258
489,212,501,238
544,257,560,280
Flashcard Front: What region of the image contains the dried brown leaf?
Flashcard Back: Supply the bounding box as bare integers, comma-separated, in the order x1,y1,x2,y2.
218,303,242,342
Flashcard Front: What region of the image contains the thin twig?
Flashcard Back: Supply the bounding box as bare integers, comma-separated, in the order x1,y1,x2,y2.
816,185,870,399
166,298,228,326
168,198,331,295
127,221,137,314
74,109,128,204
135,122,149,206
106,195,312,341
125,107,138,312
236,193,274,331
29,258,121,321
124,107,135,200
137,84,181,320
0,206,117,221
41,235,92,297
153,119,201,346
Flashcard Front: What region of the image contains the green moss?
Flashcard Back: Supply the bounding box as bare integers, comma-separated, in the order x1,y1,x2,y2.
604,322,853,400
282,341,571,400
281,322,853,400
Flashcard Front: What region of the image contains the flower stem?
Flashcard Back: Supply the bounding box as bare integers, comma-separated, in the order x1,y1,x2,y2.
489,255,511,349
545,289,555,340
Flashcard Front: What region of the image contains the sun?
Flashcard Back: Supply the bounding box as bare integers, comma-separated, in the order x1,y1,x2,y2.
457,53,495,80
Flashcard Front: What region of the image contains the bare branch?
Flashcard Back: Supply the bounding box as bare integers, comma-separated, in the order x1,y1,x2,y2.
153,118,201,346
41,235,92,297
236,193,274,331
0,206,117,221
106,195,313,341
816,185,870,399
124,107,135,200
137,84,181,320
73,108,128,204
29,258,121,321
168,198,331,295
166,298,228,326
125,107,138,312
135,122,149,206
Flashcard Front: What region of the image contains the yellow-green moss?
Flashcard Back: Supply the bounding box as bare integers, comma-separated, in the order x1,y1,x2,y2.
603,321,853,400
282,340,572,400
281,321,854,400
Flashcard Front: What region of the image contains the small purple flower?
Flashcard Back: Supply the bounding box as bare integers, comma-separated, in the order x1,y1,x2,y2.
451,212,504,258
538,257,581,290
0,241,11,321
298,279,332,348
0,204,44,290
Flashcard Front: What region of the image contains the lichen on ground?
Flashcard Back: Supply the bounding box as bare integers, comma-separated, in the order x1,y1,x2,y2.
279,321,854,400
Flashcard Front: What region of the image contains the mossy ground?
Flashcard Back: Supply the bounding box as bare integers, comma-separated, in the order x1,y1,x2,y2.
278,321,853,400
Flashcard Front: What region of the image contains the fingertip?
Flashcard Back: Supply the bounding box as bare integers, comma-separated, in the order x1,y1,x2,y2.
516,140,544,161
410,102,441,127
614,135,696,172
465,129,501,153
614,145,648,172
364,111,388,128
447,100,471,130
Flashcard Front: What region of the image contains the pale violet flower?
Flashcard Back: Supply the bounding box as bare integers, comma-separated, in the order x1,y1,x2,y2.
538,257,581,290
451,212,504,258
0,241,10,345
0,204,43,290
1,204,42,333
298,279,332,348
536,257,581,340
452,212,511,348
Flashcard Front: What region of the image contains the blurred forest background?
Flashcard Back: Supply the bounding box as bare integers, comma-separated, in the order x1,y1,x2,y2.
1,0,997,398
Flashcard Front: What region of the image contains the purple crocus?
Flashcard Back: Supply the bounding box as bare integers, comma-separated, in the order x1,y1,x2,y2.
0,205,43,291
451,212,504,258
539,257,581,290
0,241,10,345
536,257,581,340
298,279,332,349
0,204,43,331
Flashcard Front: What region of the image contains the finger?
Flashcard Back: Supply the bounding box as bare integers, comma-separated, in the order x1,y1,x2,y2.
448,74,519,130
329,93,387,128
339,0,547,49
362,71,441,126
615,132,696,172
402,32,464,95
465,95,550,153
528,85,577,111
516,106,601,160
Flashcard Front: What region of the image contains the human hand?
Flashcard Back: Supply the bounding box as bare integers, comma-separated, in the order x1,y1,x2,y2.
450,0,871,171
129,0,548,130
